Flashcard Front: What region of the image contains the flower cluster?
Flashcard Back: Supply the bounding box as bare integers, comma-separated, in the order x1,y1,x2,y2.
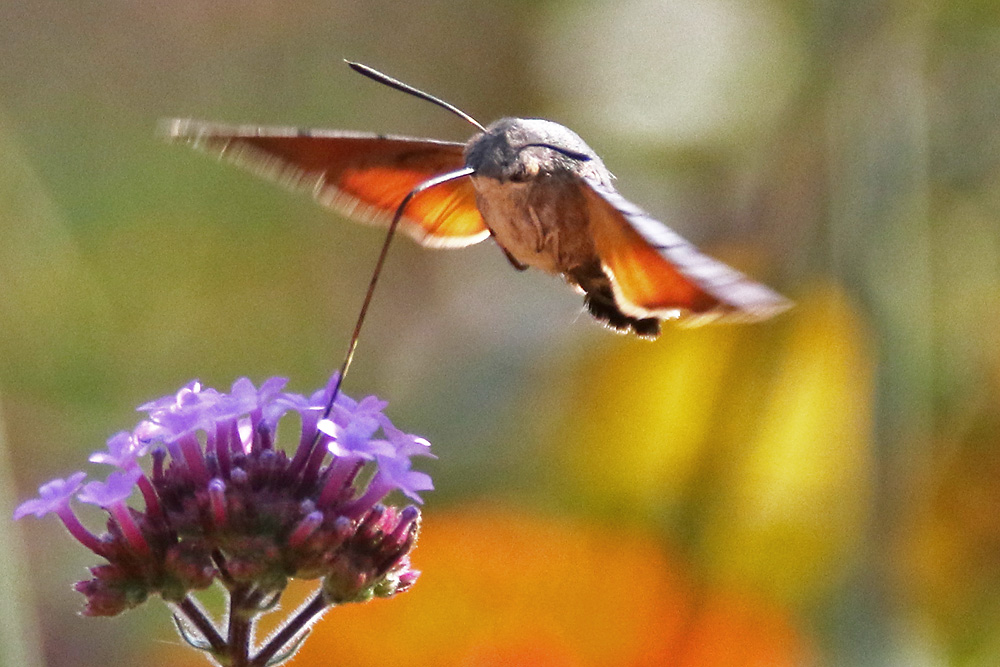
14,374,433,618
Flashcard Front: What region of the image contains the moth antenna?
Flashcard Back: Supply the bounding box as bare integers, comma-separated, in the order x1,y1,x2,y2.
320,166,477,421
345,60,487,133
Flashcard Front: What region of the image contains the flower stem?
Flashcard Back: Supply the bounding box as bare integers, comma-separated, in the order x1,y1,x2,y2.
175,595,227,654
213,548,236,588
249,592,328,667
228,586,256,667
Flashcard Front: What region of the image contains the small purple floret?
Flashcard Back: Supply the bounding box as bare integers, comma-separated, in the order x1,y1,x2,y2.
135,380,224,444
89,432,148,470
372,454,435,505
13,471,86,520
78,469,142,508
14,471,105,554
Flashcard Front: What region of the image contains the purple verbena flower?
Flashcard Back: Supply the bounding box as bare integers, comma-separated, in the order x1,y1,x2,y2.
14,372,432,623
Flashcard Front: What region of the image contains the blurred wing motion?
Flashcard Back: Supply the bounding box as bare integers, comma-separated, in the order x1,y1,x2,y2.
164,119,489,247
582,179,792,326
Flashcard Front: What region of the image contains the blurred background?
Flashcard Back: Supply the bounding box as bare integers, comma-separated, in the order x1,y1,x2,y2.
2,0,999,665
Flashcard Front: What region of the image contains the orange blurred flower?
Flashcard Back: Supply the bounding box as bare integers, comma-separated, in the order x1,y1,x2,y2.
155,504,812,666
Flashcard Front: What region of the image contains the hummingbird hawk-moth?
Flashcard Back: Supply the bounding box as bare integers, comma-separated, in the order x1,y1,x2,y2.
165,62,790,337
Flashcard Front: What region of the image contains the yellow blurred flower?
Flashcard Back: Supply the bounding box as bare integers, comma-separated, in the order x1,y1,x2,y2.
545,282,874,608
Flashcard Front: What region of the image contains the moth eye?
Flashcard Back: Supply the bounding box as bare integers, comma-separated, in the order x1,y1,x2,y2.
503,151,545,183
503,161,533,183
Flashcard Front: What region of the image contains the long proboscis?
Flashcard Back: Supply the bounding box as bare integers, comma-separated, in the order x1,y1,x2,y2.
320,166,477,422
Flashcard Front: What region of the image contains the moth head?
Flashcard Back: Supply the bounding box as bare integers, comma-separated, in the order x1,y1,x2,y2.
465,118,602,182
